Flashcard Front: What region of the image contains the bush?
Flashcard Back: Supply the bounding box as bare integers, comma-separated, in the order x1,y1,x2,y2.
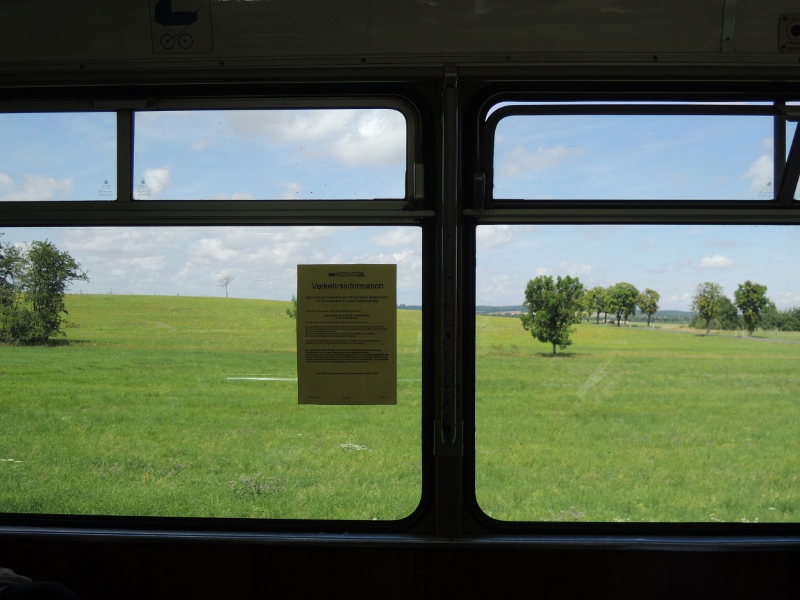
0,238,87,344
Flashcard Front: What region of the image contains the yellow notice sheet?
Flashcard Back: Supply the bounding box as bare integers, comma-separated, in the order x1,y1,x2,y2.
296,264,397,405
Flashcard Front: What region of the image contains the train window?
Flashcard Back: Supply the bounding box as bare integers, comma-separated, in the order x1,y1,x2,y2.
0,112,116,201
485,104,795,202
132,108,408,200
0,225,422,520
474,224,800,522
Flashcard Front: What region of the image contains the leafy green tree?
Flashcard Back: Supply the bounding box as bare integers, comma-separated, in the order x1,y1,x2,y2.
0,236,21,309
734,280,769,337
637,288,660,327
760,300,780,331
691,281,724,336
716,296,742,331
0,239,88,344
521,275,584,355
606,282,639,327
585,286,607,324
773,306,800,331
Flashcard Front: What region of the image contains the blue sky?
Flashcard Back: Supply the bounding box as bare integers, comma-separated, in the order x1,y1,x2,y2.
476,224,800,311
494,111,798,200
0,112,116,200
1,108,799,311
132,109,406,200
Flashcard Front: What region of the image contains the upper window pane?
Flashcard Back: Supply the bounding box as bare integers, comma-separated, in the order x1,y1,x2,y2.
493,112,778,200
133,109,407,200
0,113,116,201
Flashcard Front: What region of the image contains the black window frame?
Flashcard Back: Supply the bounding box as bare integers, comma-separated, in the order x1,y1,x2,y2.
0,86,438,536
2,80,800,548
483,102,800,205
462,88,800,539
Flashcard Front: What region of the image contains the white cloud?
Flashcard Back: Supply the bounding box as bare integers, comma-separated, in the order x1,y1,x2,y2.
697,255,735,269
475,272,521,306
391,249,414,262
710,237,737,249
742,155,773,197
191,138,211,151
30,225,421,302
64,227,194,255
229,110,356,142
558,260,593,277
774,291,800,310
331,111,405,166
214,192,255,200
370,227,419,248
0,173,74,201
134,167,171,199
535,267,554,276
500,144,583,176
476,225,513,251
668,292,693,310
227,109,405,167
190,238,241,264
277,182,302,199
130,256,168,271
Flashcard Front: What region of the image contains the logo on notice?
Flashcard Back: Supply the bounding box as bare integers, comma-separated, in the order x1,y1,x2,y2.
328,271,365,277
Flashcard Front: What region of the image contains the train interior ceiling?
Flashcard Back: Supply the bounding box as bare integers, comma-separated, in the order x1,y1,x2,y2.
2,0,800,598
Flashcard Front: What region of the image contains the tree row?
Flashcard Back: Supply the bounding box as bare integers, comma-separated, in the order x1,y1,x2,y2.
521,275,780,355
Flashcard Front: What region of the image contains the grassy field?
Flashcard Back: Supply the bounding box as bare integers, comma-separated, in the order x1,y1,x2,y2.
2,296,798,523
0,295,422,520
476,317,800,522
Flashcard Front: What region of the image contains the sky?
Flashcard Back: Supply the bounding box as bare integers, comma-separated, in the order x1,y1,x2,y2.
475,224,800,311
1,106,799,311
493,111,797,200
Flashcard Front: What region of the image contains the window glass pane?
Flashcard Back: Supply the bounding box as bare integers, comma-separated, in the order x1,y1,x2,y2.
475,224,800,522
0,113,116,201
0,225,421,520
494,114,776,200
133,109,407,200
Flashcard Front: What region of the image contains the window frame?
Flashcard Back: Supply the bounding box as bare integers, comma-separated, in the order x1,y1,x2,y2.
462,90,800,538
0,95,427,224
483,102,798,204
0,89,437,535
2,81,800,545
472,95,800,218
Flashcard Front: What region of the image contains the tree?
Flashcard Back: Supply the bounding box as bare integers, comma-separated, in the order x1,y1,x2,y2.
637,288,660,327
0,236,21,310
520,275,584,355
585,286,607,324
0,239,88,344
760,300,780,331
606,282,639,327
691,281,724,336
716,296,741,331
769,306,800,331
218,274,234,298
286,295,297,320
734,280,769,337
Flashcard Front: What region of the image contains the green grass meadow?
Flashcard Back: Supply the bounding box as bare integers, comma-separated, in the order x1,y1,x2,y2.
476,318,800,523
2,295,798,523
0,295,422,520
